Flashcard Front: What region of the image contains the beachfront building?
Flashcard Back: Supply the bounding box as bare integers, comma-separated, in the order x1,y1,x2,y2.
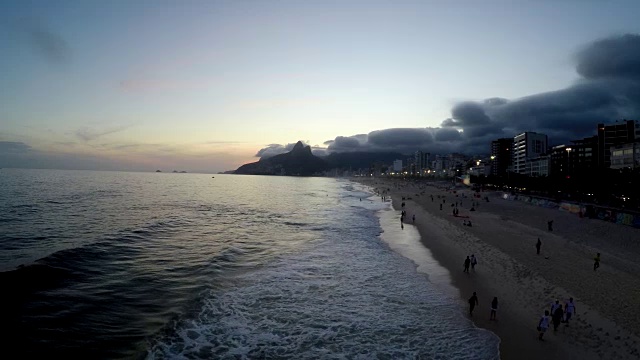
448,153,467,172
526,155,550,177
432,155,448,172
569,136,597,174
393,159,403,172
414,151,431,176
549,145,572,178
468,163,491,177
490,138,513,177
512,132,548,174
597,119,638,168
610,142,640,170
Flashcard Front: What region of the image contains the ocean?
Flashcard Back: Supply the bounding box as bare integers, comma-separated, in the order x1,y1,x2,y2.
0,169,499,359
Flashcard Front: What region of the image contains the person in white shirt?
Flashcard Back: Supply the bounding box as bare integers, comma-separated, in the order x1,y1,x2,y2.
538,310,551,340
565,297,576,326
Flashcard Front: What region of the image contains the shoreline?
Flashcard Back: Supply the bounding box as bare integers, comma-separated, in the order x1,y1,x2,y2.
354,177,640,360
374,196,502,358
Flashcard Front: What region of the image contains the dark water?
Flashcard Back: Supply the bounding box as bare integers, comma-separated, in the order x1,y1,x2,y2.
0,169,498,359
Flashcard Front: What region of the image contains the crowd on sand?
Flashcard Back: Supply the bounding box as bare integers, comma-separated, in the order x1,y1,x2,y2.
360,177,640,360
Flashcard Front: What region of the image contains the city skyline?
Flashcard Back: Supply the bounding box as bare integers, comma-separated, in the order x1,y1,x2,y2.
2,0,640,173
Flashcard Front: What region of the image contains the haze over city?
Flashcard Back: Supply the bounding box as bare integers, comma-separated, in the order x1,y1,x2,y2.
2,0,640,173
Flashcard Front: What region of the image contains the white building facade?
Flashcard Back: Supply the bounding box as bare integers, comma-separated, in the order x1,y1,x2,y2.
512,132,548,174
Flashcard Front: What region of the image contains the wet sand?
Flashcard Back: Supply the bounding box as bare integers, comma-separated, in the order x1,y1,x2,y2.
355,177,640,360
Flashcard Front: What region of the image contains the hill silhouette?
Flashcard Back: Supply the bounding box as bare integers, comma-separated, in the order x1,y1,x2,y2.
234,141,329,176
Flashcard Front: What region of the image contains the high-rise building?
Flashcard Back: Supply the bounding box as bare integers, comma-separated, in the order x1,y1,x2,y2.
597,119,637,168
549,145,571,178
448,153,466,170
414,151,431,175
569,136,597,174
490,138,512,176
610,142,640,169
512,132,548,174
393,159,403,172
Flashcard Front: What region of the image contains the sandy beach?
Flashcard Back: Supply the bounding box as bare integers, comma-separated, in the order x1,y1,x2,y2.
355,177,640,360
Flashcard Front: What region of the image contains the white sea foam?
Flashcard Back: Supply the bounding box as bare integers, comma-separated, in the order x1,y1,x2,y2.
147,181,500,359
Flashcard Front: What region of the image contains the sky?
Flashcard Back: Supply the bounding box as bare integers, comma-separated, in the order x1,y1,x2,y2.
2,0,640,173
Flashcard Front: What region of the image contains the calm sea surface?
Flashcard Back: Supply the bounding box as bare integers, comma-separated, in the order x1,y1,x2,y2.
0,169,499,359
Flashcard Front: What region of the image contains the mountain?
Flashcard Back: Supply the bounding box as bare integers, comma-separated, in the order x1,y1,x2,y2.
234,141,329,176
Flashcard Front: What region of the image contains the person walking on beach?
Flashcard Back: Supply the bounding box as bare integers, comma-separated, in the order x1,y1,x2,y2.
551,305,564,332
470,254,478,271
412,214,415,224
463,256,471,273
439,203,443,210
490,297,498,320
538,311,551,340
468,292,478,316
547,220,554,231
564,298,576,326
536,238,542,255
550,299,562,315
552,303,564,331
594,253,601,271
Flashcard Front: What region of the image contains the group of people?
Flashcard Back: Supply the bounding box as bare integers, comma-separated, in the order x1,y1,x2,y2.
467,291,499,321
463,254,478,273
537,298,577,340
374,182,599,344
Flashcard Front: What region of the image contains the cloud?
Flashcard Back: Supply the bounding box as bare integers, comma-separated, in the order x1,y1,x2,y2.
75,126,129,142
254,141,329,159
0,141,32,153
254,142,303,159
434,128,463,142
575,34,640,80
282,33,640,158
21,19,71,65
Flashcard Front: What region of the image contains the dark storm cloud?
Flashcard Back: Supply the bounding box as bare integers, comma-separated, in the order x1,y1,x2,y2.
434,128,462,142
575,34,640,80
255,143,293,158
484,98,509,106
323,134,368,150
324,128,448,155
265,34,640,158
330,136,362,150
447,102,491,127
443,102,505,139
440,33,640,147
368,128,434,147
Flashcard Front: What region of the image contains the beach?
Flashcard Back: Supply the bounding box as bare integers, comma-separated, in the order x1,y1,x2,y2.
355,177,640,360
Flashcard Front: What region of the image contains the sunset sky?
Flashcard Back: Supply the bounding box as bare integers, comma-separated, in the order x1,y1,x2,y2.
2,0,640,173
